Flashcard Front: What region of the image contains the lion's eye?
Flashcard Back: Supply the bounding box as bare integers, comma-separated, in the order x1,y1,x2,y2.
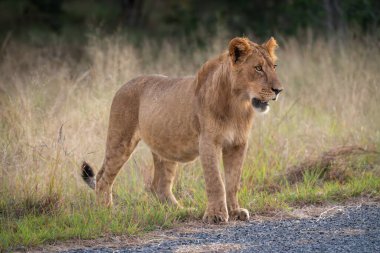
255,65,263,72
274,64,277,69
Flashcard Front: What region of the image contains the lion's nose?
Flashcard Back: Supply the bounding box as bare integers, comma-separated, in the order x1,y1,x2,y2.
271,88,283,95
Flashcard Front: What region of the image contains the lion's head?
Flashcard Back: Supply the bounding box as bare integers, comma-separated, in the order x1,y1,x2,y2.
228,37,283,113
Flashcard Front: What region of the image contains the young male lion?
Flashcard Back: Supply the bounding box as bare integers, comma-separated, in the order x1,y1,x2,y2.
82,37,283,224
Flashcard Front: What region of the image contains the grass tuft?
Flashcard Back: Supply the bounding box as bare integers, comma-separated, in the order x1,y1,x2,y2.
284,145,378,184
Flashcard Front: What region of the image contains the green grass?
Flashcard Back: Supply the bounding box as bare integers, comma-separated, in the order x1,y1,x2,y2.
1,33,380,250
2,170,379,249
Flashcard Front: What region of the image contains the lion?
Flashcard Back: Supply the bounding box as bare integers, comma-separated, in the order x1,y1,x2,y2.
81,37,283,224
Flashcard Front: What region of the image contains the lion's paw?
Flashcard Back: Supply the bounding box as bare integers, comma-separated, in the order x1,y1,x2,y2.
229,208,250,221
203,205,229,224
95,182,113,207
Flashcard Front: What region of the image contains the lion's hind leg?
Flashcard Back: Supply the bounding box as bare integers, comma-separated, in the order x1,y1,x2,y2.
95,131,140,207
95,90,141,207
150,153,182,208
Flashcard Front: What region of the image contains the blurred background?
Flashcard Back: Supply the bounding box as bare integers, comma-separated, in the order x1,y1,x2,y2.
0,0,379,44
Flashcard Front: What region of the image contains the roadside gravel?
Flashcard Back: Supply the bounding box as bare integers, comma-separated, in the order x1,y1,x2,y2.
63,204,380,253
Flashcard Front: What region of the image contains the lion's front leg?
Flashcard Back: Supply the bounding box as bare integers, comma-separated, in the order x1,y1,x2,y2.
199,136,228,224
223,143,249,221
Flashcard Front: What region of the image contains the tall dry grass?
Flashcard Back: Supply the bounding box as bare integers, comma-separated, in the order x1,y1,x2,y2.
0,33,379,248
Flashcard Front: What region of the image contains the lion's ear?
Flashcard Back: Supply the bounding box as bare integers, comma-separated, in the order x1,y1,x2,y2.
263,37,278,62
228,37,251,64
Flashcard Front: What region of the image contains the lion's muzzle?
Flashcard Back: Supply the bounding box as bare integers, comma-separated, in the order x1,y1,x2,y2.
271,88,283,101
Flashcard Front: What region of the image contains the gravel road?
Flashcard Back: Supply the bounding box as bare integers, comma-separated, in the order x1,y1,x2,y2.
63,204,380,253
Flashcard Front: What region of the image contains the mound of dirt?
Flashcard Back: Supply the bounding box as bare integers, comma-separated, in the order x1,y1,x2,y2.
284,145,379,184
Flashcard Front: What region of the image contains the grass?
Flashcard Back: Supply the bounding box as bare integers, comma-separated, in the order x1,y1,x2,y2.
0,32,380,250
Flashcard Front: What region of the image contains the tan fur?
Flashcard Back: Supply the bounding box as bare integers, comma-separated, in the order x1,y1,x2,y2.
86,37,283,224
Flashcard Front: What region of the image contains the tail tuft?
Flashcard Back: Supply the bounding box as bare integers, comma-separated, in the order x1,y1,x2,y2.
81,161,96,190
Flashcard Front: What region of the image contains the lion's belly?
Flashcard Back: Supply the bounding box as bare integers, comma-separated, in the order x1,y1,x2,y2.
142,132,199,162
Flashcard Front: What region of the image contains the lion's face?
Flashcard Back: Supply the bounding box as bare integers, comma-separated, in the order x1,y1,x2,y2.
228,37,283,113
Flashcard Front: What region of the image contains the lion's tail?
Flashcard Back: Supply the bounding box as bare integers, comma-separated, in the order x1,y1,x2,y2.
81,161,96,190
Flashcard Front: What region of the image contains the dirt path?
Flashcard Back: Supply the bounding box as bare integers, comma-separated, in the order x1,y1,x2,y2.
46,203,380,253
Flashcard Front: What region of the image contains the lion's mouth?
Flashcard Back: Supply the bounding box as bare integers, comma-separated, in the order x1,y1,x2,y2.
252,98,270,113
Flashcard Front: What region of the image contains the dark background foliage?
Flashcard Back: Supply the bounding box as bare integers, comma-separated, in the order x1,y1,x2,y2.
0,0,379,44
